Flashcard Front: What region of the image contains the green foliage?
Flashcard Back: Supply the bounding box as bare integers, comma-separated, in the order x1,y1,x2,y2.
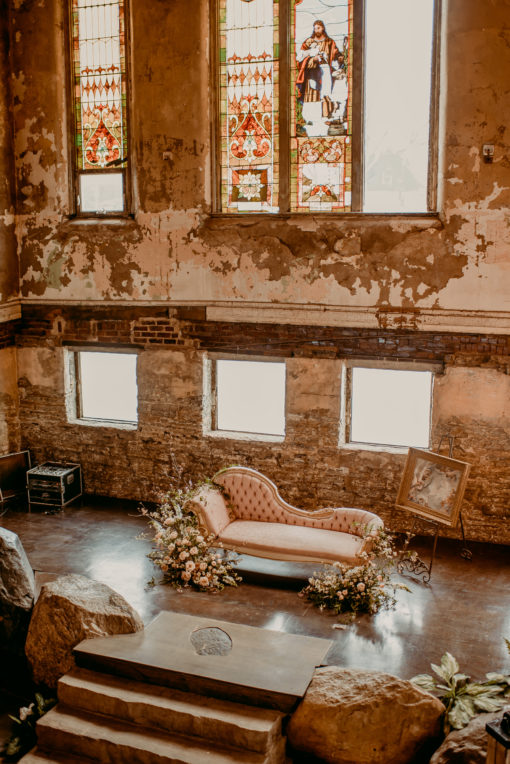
412,651,510,734
139,470,241,592
300,527,410,616
2,693,56,762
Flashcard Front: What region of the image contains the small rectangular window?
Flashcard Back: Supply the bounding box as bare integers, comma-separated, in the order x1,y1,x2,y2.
214,359,286,437
77,351,138,423
349,366,433,448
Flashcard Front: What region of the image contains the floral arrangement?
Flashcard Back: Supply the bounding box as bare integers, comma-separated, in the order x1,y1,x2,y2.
140,475,241,592
412,651,510,733
3,693,56,762
300,526,408,615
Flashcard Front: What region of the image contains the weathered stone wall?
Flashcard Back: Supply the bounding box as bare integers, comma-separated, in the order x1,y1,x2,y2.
0,320,20,453
5,0,510,329
2,0,509,545
15,307,510,544
0,2,20,454
0,0,17,310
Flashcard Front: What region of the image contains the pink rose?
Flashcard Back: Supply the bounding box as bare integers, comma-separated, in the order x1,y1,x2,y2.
179,550,189,560
199,576,209,587
199,562,207,571
190,547,198,555
185,561,196,572
181,571,191,581
357,583,365,592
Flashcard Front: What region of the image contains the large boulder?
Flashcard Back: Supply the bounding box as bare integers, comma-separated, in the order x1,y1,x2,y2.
287,666,444,764
25,574,144,688
0,528,35,654
430,711,506,763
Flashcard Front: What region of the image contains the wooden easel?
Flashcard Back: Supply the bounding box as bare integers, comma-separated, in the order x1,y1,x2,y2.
397,436,472,583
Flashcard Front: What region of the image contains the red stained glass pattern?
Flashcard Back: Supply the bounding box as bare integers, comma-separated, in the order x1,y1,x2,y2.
219,0,279,212
72,0,127,172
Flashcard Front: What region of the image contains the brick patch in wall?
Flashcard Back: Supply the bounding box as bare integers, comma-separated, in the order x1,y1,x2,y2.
0,319,19,349
16,306,510,363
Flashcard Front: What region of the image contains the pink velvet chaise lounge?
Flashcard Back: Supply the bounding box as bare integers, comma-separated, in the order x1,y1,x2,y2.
188,466,384,566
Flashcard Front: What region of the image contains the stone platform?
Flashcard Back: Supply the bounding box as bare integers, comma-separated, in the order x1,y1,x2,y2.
74,611,332,712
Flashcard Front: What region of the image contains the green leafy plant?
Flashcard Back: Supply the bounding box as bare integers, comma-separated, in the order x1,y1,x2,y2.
300,527,409,616
412,652,510,734
139,472,241,593
3,693,56,762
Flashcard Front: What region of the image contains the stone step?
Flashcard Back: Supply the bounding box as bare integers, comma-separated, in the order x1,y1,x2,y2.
36,706,283,764
58,667,284,755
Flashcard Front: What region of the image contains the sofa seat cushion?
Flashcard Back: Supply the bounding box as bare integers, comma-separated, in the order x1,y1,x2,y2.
219,520,365,565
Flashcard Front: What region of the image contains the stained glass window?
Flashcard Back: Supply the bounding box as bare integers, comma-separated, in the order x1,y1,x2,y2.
218,0,436,215
71,0,128,213
291,0,352,212
219,0,279,213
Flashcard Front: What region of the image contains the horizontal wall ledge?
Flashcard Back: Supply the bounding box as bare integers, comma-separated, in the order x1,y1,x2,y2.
18,300,510,335
0,300,21,323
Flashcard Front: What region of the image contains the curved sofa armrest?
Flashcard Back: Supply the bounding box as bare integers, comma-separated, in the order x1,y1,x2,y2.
187,485,231,538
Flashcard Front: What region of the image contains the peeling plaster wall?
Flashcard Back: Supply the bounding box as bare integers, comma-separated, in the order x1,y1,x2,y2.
0,0,18,306
7,0,510,316
4,0,510,543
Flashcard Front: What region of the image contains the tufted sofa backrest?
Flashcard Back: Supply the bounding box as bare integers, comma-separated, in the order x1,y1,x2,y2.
213,467,382,537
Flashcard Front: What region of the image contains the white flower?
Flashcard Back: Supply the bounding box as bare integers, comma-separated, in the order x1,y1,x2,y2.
19,704,34,721
190,546,198,555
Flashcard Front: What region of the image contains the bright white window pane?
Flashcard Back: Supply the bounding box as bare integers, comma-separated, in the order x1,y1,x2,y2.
79,173,124,213
216,360,285,436
363,0,434,212
350,367,432,447
80,352,137,422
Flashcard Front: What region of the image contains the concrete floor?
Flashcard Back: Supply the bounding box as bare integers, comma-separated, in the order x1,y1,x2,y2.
1,496,509,686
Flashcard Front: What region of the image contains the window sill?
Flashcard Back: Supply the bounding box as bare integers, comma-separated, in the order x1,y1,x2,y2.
205,429,285,444
339,441,418,455
68,418,138,431
59,215,139,230
204,212,442,230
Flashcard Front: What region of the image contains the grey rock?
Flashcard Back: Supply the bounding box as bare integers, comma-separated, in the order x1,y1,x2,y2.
0,528,35,653
25,574,144,688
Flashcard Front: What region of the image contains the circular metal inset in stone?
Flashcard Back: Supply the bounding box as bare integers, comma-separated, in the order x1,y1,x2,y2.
190,627,233,656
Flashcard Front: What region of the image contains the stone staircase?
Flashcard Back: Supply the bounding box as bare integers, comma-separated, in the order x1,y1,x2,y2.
21,667,287,763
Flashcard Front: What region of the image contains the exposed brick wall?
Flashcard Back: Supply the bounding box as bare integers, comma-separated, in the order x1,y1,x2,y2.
0,319,18,350
14,305,510,545
17,305,510,361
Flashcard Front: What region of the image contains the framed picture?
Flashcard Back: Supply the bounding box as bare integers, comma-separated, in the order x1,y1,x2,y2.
396,448,471,527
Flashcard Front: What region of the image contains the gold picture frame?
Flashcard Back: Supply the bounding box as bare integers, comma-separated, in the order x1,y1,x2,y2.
396,448,471,527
